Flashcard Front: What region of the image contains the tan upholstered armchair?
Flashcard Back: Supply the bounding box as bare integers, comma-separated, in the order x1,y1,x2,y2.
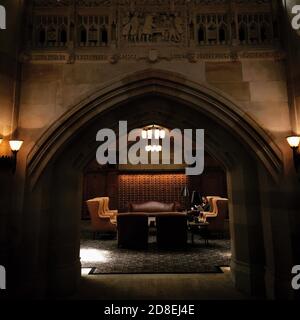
202,196,222,219
203,198,229,234
102,197,118,220
90,197,118,222
86,198,117,239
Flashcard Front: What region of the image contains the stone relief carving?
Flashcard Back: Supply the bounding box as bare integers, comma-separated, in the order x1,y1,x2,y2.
120,10,185,44
27,0,280,62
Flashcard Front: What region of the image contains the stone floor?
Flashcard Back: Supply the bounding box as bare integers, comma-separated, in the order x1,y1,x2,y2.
70,267,251,300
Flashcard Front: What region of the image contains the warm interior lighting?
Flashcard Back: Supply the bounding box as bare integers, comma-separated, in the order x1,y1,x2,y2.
145,145,162,152
160,130,166,139
0,137,3,144
142,125,166,152
141,126,166,140
9,140,24,152
141,130,147,139
287,136,300,148
154,129,160,139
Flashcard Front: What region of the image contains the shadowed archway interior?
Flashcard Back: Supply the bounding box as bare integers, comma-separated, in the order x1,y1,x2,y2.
17,71,292,299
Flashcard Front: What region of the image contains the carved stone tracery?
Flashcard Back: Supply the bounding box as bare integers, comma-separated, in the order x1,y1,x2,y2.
27,0,280,62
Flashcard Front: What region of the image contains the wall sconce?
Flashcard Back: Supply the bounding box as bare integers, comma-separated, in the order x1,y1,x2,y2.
0,138,24,173
286,135,300,174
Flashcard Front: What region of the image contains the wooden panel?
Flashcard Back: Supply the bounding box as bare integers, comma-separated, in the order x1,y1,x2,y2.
118,173,187,211
81,154,227,218
188,169,227,198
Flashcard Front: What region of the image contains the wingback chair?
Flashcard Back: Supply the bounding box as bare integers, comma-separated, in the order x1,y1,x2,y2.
102,197,118,220
204,198,229,235
203,196,222,218
86,198,117,239
91,197,117,222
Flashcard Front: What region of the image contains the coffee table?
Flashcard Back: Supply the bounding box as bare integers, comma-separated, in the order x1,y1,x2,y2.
188,221,210,246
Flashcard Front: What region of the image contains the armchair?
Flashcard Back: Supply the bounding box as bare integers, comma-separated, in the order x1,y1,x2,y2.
102,197,118,220
204,198,229,234
91,197,117,222
202,196,222,219
86,198,117,239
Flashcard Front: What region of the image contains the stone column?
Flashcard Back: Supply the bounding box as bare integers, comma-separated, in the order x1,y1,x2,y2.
228,158,266,296
282,0,300,133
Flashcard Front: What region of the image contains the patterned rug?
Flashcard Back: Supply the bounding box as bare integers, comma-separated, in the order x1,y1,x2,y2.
80,231,231,274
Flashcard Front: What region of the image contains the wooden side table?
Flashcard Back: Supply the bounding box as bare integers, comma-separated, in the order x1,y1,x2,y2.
188,221,210,246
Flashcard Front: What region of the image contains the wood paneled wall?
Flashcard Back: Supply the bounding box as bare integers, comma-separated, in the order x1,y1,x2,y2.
118,174,187,211
82,154,227,219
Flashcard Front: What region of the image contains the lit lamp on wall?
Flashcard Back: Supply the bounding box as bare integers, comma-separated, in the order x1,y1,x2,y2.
287,135,300,175
0,138,24,173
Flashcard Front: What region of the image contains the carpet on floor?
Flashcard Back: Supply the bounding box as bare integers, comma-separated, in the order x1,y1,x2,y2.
80,232,231,274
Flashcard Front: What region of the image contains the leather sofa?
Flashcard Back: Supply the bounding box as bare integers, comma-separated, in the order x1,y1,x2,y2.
129,201,176,213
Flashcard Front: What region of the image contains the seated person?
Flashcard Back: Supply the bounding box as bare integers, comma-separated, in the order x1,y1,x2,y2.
201,196,210,212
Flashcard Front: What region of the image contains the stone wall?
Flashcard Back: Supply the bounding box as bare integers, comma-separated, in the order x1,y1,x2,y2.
19,57,290,150
1,0,300,299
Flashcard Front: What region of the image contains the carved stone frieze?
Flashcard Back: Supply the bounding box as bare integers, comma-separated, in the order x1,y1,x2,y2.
119,8,187,46
26,0,280,63
26,48,285,64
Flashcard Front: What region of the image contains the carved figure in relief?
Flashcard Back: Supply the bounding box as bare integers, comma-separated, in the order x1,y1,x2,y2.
168,16,178,42
122,11,131,40
174,13,183,40
142,14,155,42
130,12,140,42
162,15,171,41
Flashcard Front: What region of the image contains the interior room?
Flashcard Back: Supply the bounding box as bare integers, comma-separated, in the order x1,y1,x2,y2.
1,0,300,301
80,150,230,275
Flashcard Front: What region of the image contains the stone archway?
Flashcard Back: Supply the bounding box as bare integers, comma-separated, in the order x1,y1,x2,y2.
20,69,287,298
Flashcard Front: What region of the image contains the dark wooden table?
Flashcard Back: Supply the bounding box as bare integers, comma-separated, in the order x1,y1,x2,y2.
188,221,210,246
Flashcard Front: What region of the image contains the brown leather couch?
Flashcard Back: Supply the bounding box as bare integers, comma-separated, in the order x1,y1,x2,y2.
129,201,176,213
117,213,149,249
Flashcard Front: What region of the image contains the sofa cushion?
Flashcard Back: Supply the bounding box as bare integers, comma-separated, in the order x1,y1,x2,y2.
130,201,175,213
